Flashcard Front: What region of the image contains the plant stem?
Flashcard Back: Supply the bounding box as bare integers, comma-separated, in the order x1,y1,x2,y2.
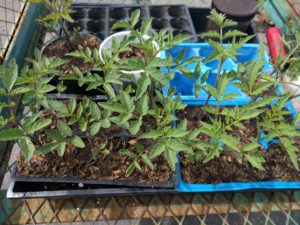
280,43,300,70
58,19,74,51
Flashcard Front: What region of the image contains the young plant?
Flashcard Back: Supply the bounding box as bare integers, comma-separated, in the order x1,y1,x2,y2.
0,60,55,160
110,10,191,104
28,0,75,49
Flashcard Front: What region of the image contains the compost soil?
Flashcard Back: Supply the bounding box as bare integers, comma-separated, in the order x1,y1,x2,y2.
43,34,101,74
16,114,172,184
177,106,300,184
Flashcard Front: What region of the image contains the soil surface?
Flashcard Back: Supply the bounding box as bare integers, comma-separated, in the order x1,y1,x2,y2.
178,106,300,184
16,114,173,184
119,45,145,59
43,34,101,74
181,143,300,183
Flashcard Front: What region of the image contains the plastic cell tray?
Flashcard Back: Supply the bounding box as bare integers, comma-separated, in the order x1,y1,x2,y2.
149,5,197,42
63,4,197,42
108,5,150,34
161,43,274,105
67,5,109,40
175,99,300,192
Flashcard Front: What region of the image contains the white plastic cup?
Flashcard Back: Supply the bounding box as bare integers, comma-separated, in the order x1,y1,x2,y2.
99,31,160,80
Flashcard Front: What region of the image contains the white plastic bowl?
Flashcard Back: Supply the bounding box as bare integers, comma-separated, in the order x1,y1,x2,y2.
99,31,160,79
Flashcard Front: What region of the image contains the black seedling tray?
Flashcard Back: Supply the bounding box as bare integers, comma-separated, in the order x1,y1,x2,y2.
48,71,108,97
108,5,150,34
62,4,197,42
7,180,175,199
149,5,197,42
67,5,109,40
11,159,178,189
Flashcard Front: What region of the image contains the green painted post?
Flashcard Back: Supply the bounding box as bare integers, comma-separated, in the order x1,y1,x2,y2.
0,3,44,170
262,0,298,34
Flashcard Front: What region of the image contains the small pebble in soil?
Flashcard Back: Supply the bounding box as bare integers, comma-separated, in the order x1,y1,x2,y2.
78,183,84,188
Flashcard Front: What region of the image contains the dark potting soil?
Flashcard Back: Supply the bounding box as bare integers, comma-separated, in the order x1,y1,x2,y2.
43,34,101,74
177,106,300,184
16,115,173,184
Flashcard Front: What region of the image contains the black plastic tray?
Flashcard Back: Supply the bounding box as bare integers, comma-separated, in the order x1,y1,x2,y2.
149,5,197,42
67,5,109,40
108,5,150,34
11,163,178,189
7,180,175,199
63,4,197,42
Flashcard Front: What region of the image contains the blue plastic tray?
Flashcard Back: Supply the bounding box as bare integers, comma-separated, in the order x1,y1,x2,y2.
175,97,300,192
161,43,273,105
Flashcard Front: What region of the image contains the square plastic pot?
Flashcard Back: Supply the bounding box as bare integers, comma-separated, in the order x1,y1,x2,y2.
175,98,300,192
161,43,273,105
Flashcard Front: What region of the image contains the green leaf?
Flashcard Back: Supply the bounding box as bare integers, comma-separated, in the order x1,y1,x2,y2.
201,30,221,39
281,138,299,170
168,140,189,152
140,129,162,139
166,128,189,138
221,134,240,151
125,161,136,177
36,142,58,155
137,95,148,116
2,59,18,92
90,101,101,120
0,128,23,141
165,150,177,171
140,19,152,35
239,109,264,121
57,142,66,157
134,160,142,172
20,137,35,161
120,91,134,112
121,149,136,158
71,136,85,148
251,82,273,95
10,86,32,95
48,100,69,115
206,84,219,100
57,121,72,137
68,99,76,115
45,129,64,142
141,153,154,170
103,83,116,99
27,119,51,134
99,102,126,113
90,122,101,136
136,74,151,99
245,153,265,171
223,30,247,39
242,141,260,152
111,20,131,30
147,69,169,87
130,9,140,27
129,118,142,135
150,141,166,158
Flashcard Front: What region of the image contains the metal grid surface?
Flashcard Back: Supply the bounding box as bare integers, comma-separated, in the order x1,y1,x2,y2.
0,0,27,63
1,191,300,224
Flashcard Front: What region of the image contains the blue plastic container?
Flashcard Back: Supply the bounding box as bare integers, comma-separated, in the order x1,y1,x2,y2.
175,98,300,192
161,43,273,105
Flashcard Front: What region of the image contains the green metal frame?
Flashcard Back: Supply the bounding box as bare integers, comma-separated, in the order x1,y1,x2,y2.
263,0,299,34
0,3,44,164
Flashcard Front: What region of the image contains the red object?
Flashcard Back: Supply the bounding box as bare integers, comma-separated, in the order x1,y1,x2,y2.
266,27,287,62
